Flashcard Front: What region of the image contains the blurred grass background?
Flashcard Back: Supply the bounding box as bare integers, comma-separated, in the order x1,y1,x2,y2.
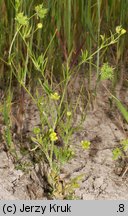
0,0,127,87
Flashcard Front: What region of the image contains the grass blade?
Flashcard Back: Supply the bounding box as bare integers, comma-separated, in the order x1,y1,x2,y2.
112,96,128,123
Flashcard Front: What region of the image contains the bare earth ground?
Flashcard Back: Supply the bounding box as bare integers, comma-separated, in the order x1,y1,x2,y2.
0,79,128,200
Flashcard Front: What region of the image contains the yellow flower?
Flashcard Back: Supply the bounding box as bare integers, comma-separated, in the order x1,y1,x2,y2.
81,140,91,150
67,111,72,117
49,131,58,142
37,23,43,29
116,26,126,35
121,28,126,35
116,26,121,34
50,92,60,100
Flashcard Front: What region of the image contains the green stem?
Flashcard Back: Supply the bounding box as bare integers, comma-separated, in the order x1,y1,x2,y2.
8,26,22,58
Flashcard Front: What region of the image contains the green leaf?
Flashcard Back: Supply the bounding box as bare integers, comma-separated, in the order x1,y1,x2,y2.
81,49,88,62
41,80,53,95
100,34,105,44
15,0,20,12
121,139,128,151
35,4,48,19
112,148,122,160
100,63,114,80
15,12,28,26
33,127,41,134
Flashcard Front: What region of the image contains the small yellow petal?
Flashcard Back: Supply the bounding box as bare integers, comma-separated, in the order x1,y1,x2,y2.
67,111,72,117
37,23,43,29
49,131,58,141
116,26,121,34
121,28,126,35
81,140,91,150
50,92,60,100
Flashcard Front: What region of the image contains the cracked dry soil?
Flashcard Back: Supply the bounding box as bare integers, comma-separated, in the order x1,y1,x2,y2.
0,83,128,200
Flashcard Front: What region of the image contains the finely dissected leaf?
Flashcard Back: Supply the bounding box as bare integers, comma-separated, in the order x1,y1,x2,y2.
15,12,28,26
112,96,128,123
100,63,114,80
81,49,88,62
112,148,122,160
121,139,128,151
35,4,48,19
33,127,41,134
38,79,53,95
